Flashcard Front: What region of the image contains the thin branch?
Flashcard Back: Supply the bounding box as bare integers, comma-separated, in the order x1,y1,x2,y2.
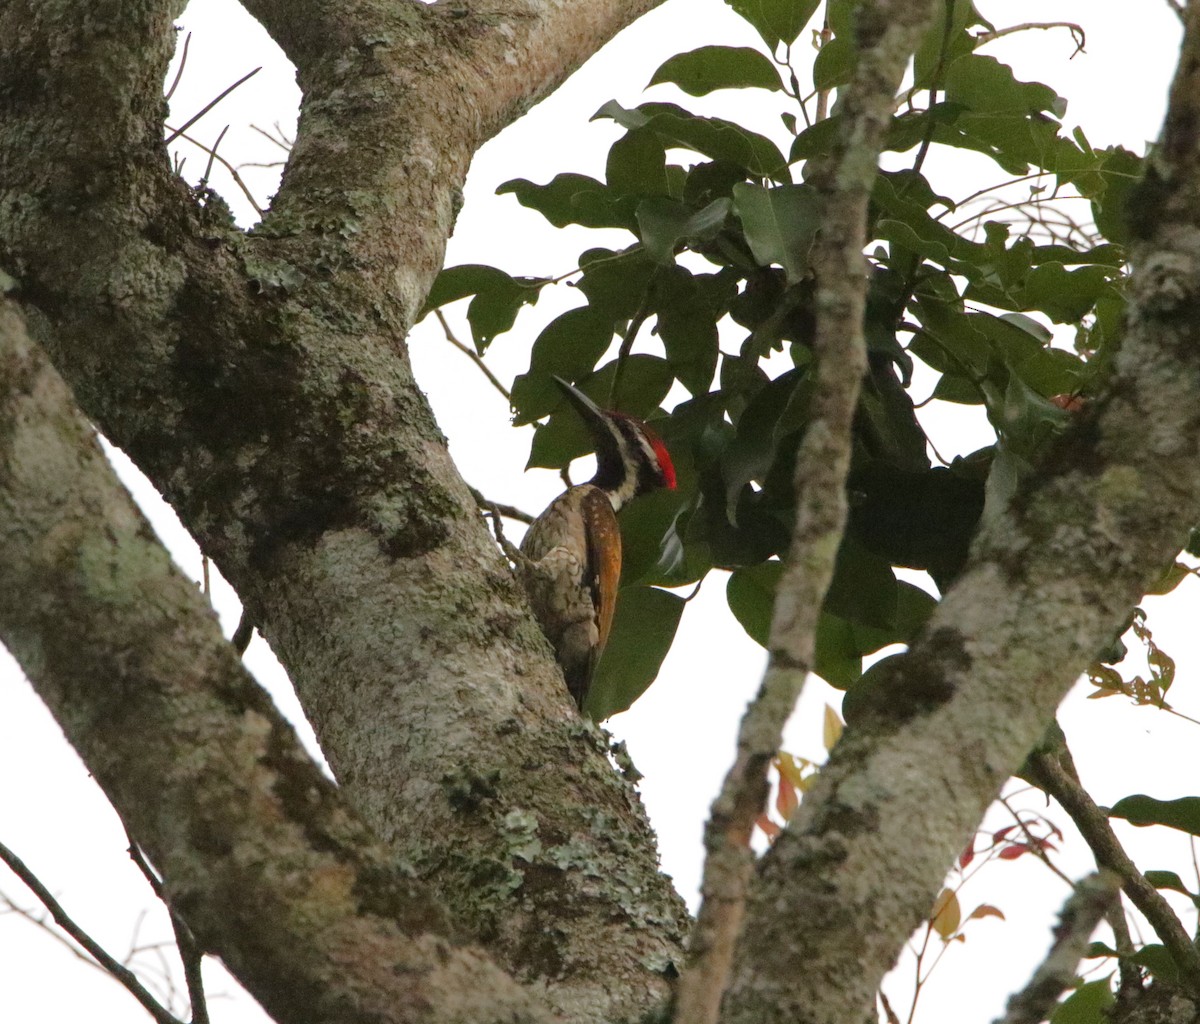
198,125,230,191
609,292,654,409
164,66,261,145
467,487,534,525
167,127,266,217
1166,0,1185,21
469,488,526,568
125,830,210,1024
0,839,182,1024
974,22,1086,58
993,872,1118,1024
164,32,192,103
1027,748,1200,996
673,6,941,1022
0,891,114,976
434,309,512,403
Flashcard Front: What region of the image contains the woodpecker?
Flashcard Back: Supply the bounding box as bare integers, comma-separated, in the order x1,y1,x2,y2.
520,377,677,711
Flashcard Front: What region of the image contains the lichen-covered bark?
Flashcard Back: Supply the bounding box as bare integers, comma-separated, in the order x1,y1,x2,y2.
721,9,1200,1023
676,5,937,1022
0,0,687,1020
0,300,553,1024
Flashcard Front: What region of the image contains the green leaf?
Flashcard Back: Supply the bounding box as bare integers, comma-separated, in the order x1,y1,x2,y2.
497,173,633,230
912,0,992,90
636,197,732,265
607,131,671,198
814,612,863,688
420,264,545,351
594,100,790,182
1109,794,1200,835
731,182,821,283
525,355,673,469
654,266,728,395
1131,945,1179,986
724,0,820,48
576,247,659,322
727,561,782,647
1144,870,1195,897
587,586,685,720
789,115,840,163
619,488,697,587
812,36,856,90
1050,978,1114,1024
511,307,615,424
1021,263,1113,324
649,45,784,96
944,55,1066,118
1090,146,1142,245
824,538,897,631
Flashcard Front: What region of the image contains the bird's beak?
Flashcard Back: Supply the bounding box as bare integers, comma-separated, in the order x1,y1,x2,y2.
552,376,609,434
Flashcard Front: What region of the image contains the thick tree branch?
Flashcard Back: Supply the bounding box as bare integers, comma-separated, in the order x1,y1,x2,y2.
994,872,1118,1024
0,0,688,1018
674,6,940,1024
0,301,552,1024
1027,748,1200,993
719,7,1200,1024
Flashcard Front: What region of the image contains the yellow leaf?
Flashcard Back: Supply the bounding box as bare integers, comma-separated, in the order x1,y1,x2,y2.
823,704,844,752
930,888,961,940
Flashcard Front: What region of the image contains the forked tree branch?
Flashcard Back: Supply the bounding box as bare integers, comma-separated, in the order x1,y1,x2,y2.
717,6,1200,1023
0,0,689,1016
1026,746,1200,994
674,5,940,1023
0,302,551,1024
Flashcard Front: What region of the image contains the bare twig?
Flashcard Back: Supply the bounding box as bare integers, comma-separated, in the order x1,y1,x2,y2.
434,309,511,403
609,292,654,409
1027,747,1200,996
125,831,210,1024
993,872,1118,1024
167,127,265,217
0,839,182,1024
673,6,940,1022
164,32,192,103
469,487,526,567
164,66,261,145
198,125,229,191
467,487,534,525
975,22,1086,58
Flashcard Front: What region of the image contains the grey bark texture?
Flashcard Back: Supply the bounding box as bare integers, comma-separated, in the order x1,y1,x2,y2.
4,0,1200,1022
0,0,687,1021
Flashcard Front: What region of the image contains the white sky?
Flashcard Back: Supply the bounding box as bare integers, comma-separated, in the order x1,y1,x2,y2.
0,2,1192,1022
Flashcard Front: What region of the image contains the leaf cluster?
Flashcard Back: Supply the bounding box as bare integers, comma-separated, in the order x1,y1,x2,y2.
421,0,1139,717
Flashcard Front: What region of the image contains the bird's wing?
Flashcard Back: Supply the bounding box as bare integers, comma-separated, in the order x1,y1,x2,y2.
581,486,621,657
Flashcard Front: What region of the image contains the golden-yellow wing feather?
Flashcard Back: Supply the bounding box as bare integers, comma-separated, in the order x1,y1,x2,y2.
580,486,621,658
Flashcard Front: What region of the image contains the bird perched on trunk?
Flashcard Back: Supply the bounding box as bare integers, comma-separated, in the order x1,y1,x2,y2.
520,377,676,711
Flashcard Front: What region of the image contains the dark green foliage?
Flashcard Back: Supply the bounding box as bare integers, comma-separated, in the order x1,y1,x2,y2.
421,1,1139,715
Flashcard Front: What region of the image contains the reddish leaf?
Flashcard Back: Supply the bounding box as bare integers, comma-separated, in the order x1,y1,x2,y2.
992,825,1016,843
998,843,1031,860
756,813,781,839
967,903,1006,922
776,775,799,821
959,841,975,869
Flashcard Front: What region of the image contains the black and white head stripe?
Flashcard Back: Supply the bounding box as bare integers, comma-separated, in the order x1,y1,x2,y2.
550,376,676,510
593,412,675,511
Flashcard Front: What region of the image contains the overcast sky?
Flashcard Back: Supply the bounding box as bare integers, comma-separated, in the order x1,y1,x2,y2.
0,2,1191,1022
